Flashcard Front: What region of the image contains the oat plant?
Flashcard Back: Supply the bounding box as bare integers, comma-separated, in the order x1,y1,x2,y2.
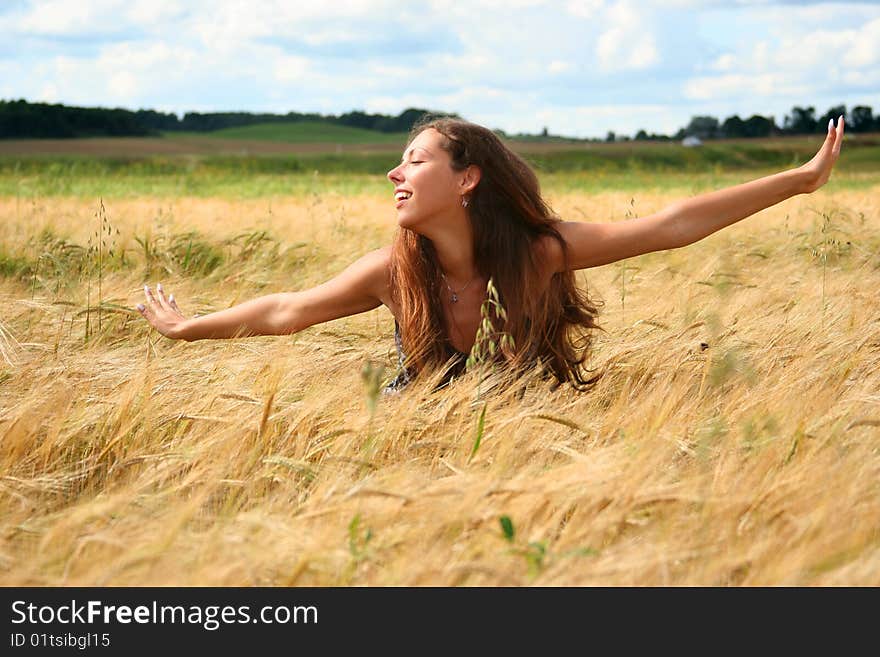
808,209,847,328
618,197,637,324
466,277,514,460
84,198,118,341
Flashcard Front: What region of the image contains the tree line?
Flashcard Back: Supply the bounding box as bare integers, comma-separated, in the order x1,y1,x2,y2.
627,104,879,142
1,98,878,140
0,100,457,139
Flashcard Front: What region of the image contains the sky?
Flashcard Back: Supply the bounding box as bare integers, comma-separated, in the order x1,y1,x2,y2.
2,0,879,139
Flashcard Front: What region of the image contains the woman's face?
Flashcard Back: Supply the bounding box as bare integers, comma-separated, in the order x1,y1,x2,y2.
386,128,463,231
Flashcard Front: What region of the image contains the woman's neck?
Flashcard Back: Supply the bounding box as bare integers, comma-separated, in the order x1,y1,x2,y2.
422,213,479,286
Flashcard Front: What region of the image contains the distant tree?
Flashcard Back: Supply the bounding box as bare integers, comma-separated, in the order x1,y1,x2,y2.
134,109,181,132
337,110,373,130
365,107,459,133
743,114,776,138
850,106,874,133
179,111,293,132
634,129,648,140
684,115,720,139
719,114,777,139
784,106,817,134
0,100,468,138
0,99,152,138
605,131,616,142
392,108,432,132
286,111,325,123
541,126,549,137
721,115,746,138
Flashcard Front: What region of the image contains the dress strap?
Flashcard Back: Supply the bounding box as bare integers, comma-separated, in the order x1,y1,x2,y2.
383,319,412,394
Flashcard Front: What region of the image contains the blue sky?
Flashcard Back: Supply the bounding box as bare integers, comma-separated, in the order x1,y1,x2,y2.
2,0,878,138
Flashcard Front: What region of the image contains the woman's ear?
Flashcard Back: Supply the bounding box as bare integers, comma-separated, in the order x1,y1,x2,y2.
460,164,481,194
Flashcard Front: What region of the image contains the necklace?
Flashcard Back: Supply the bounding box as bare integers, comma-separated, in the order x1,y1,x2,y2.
441,271,478,303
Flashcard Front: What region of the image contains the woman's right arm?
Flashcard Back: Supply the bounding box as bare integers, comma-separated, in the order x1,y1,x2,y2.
136,247,390,341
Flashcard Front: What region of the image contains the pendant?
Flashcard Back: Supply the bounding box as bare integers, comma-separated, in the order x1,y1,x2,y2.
451,293,458,303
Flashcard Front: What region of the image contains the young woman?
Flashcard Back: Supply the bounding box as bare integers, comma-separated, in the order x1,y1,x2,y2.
136,116,846,392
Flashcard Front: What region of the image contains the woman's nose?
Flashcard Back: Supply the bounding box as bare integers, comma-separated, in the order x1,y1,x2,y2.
387,165,403,183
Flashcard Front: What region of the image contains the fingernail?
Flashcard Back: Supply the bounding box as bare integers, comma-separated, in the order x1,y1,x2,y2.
828,118,834,131
157,282,163,292
144,284,150,293
136,304,145,311
169,294,174,302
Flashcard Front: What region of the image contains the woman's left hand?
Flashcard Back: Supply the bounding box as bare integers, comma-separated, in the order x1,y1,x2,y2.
136,283,189,339
799,115,845,193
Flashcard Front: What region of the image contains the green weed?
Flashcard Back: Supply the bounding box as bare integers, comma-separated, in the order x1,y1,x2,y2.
498,515,596,579
348,513,374,563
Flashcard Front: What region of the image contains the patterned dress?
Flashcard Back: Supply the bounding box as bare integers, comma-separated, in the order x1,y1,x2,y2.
382,320,469,395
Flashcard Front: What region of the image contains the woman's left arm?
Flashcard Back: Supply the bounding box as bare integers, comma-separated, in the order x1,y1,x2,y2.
664,115,845,248
552,116,845,271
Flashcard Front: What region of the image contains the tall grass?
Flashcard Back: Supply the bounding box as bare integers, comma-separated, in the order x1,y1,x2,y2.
0,179,878,585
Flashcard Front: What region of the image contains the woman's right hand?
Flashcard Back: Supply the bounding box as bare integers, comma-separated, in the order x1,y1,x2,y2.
798,115,845,194
136,283,190,340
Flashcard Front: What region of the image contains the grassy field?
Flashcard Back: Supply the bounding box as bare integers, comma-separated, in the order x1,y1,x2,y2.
0,139,879,585
171,121,409,144
1,132,879,199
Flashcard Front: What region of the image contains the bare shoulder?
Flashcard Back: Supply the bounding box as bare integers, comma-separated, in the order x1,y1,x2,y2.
354,245,392,300
360,244,392,268
533,230,566,276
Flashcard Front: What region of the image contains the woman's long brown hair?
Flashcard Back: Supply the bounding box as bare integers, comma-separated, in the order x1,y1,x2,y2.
389,117,604,390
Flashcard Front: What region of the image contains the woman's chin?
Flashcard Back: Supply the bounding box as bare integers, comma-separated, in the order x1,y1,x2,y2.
396,212,421,230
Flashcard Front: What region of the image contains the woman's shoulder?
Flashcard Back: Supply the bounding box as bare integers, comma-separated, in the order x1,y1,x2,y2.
363,245,395,312
345,245,391,274
361,245,392,270
325,246,393,309
533,231,565,277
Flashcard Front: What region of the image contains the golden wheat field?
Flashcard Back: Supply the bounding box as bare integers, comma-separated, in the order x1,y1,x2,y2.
1,179,879,586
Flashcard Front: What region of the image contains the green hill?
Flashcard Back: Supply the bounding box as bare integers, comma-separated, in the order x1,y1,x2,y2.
174,121,409,144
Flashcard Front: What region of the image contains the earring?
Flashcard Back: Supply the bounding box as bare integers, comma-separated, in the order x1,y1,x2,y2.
461,196,469,208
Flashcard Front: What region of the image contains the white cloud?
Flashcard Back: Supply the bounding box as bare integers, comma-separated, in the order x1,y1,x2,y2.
3,0,879,139
38,82,58,103
566,0,605,18
108,71,138,102
595,1,659,72
842,69,880,88
273,56,311,83
127,0,186,25
16,0,125,35
842,17,880,67
98,42,197,72
709,54,736,72
683,73,811,100
681,12,880,108
597,28,658,71
548,60,573,75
